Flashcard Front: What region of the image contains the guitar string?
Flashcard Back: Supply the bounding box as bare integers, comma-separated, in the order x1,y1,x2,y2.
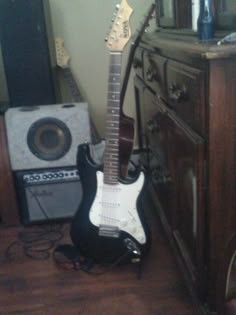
101,53,122,228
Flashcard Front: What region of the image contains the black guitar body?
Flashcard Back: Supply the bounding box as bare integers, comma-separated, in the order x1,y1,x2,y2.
70,143,151,265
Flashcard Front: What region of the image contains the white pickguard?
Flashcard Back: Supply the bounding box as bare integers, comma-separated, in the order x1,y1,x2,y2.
89,171,146,244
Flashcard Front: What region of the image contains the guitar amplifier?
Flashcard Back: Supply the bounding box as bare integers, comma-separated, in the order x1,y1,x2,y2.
15,166,82,225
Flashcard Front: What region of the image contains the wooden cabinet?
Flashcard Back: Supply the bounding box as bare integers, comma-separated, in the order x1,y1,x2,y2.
134,31,236,313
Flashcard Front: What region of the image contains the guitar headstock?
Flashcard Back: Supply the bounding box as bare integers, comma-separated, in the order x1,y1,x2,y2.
55,37,70,69
105,0,133,51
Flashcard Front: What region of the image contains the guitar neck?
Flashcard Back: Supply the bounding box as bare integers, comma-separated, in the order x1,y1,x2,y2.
62,67,84,102
103,52,122,185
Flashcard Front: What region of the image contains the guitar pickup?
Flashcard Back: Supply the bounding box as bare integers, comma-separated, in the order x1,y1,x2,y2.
99,225,120,238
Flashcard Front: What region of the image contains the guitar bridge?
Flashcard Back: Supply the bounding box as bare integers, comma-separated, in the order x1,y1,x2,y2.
99,225,120,238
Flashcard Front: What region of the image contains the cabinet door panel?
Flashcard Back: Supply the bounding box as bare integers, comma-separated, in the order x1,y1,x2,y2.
146,96,206,290
166,110,205,289
146,108,175,229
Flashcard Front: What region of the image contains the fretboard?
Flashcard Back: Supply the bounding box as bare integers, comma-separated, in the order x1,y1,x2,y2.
63,67,83,102
103,52,122,185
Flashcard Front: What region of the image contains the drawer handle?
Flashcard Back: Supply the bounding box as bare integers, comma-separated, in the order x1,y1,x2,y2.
152,167,172,184
146,66,159,83
133,58,142,69
168,81,187,102
147,119,160,133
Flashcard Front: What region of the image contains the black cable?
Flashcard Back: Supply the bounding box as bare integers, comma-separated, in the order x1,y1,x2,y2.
4,186,66,261
80,250,132,276
5,224,64,261
27,186,50,220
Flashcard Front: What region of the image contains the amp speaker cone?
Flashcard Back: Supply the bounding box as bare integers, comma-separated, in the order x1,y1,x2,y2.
27,117,72,161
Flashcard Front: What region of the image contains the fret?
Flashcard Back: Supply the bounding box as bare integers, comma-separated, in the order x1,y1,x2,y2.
107,99,119,103
104,153,119,157
104,168,118,173
107,107,119,111
106,133,119,137
107,111,119,115
104,155,119,161
109,65,121,73
104,159,119,168
104,179,118,185
107,104,120,108
106,129,119,134
108,86,120,93
106,124,119,128
106,120,119,124
106,140,119,145
106,119,119,124
63,68,83,102
105,160,119,165
106,135,119,140
106,129,119,133
106,146,119,154
104,149,119,154
108,92,120,96
107,95,120,100
105,150,119,154
104,173,118,178
106,125,119,129
107,116,119,120
104,171,119,177
106,127,119,131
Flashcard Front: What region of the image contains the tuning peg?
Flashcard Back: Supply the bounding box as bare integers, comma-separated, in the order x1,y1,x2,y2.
151,12,156,18
104,36,108,42
116,4,120,10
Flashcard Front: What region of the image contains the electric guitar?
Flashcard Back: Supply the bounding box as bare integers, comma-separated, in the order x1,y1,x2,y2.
70,0,151,264
55,37,100,144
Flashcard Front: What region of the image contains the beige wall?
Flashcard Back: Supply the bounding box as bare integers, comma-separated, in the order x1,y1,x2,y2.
0,0,155,140
49,0,155,139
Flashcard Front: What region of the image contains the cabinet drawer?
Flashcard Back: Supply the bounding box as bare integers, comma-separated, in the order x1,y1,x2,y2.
166,60,206,135
143,52,167,99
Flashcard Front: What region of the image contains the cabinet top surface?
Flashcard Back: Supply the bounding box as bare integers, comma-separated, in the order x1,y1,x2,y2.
141,31,236,60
